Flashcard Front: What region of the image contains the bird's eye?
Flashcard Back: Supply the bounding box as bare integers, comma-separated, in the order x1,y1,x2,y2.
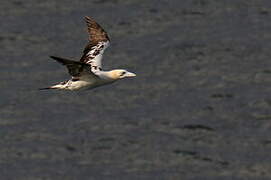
121,71,126,75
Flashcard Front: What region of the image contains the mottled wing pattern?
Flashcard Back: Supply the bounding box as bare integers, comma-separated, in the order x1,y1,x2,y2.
50,56,98,78
80,16,110,71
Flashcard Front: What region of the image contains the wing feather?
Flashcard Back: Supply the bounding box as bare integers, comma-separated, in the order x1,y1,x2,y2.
50,56,98,78
80,16,110,71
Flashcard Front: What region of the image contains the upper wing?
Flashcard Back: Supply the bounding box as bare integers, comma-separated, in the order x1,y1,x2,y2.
50,56,98,78
80,16,110,71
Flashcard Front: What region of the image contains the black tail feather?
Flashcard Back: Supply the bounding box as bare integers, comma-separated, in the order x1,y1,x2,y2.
39,87,56,90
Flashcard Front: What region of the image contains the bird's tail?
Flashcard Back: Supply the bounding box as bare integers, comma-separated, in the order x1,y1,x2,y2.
39,81,68,90
39,86,58,90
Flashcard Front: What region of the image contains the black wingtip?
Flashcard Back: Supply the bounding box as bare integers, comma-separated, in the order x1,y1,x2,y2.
49,56,68,65
49,56,79,65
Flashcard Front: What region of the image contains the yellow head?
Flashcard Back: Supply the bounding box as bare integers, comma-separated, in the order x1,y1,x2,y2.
108,69,136,80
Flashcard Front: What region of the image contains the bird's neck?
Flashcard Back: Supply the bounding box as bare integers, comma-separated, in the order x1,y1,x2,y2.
98,70,119,81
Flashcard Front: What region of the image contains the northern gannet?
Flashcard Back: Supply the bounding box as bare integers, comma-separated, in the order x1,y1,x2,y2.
40,16,136,91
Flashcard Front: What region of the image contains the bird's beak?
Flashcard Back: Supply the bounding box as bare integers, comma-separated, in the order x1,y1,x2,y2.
126,72,136,77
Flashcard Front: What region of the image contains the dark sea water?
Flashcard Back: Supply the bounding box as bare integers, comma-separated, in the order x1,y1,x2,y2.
1,0,271,179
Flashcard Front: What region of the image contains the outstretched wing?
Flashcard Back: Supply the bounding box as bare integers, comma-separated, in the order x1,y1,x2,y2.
80,16,110,71
50,56,98,78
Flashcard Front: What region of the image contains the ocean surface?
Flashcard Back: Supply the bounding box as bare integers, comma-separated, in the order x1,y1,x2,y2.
1,0,271,179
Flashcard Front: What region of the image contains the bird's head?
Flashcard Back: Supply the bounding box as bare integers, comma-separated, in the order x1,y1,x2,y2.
109,69,136,80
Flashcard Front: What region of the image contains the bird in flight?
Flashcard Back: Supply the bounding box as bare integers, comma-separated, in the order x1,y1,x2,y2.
40,16,136,91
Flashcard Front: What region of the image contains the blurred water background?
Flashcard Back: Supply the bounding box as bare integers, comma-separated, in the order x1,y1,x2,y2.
1,0,271,179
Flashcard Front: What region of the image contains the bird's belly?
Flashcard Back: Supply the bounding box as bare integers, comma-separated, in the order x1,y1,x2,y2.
67,78,114,91
68,80,95,91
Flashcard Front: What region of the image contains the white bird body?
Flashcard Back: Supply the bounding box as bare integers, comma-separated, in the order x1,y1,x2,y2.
50,72,112,91
40,16,136,91
46,68,136,91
